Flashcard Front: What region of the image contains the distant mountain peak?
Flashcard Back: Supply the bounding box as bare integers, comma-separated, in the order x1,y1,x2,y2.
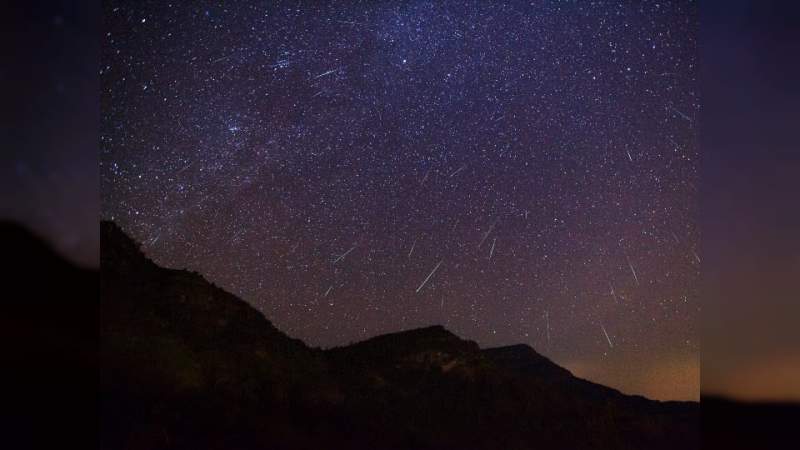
332,324,479,357
377,324,457,340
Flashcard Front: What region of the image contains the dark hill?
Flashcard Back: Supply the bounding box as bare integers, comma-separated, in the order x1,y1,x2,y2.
1,222,97,450
98,220,698,450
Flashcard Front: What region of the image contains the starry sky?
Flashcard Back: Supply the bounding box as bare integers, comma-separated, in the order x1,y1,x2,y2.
101,0,699,401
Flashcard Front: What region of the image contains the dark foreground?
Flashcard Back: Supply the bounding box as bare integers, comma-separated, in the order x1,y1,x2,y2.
702,396,800,450
6,221,701,450
98,221,698,449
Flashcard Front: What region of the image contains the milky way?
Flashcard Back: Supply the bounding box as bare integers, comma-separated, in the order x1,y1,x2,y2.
101,1,698,400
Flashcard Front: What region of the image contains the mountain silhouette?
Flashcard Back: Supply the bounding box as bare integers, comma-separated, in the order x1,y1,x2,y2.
98,220,698,449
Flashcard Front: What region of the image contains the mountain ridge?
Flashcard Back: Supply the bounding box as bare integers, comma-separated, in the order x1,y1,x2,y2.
99,220,698,450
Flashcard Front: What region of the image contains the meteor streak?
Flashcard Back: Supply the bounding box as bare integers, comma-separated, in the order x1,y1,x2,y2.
416,260,443,293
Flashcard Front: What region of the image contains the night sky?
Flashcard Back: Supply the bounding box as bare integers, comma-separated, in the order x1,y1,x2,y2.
101,1,698,401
